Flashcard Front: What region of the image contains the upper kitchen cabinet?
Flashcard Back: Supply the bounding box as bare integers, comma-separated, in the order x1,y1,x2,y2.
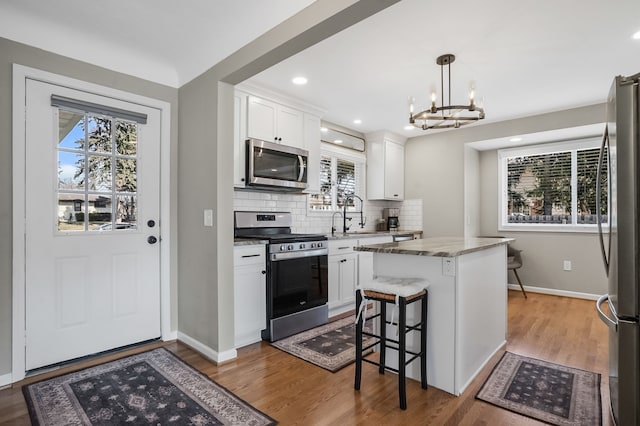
247,95,304,148
303,113,321,193
234,84,324,191
234,90,248,187
366,131,406,201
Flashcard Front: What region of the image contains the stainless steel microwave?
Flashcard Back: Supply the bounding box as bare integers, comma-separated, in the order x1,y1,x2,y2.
246,138,308,191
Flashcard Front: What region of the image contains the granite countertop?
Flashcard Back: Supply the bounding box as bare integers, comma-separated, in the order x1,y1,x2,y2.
234,230,423,245
327,230,423,240
354,236,512,257
234,238,269,246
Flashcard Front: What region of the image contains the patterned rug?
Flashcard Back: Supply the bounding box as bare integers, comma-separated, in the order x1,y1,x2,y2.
271,316,375,373
476,352,602,426
23,347,276,425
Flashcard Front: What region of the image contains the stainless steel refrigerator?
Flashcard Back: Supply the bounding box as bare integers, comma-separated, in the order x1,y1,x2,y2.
596,73,640,426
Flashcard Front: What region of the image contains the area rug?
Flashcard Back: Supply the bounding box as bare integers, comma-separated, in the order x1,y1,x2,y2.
476,351,601,426
271,316,375,373
23,347,276,425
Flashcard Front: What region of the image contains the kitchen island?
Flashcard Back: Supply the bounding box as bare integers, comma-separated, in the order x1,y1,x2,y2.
355,237,511,396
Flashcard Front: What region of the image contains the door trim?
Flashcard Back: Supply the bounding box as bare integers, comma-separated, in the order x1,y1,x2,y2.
11,64,173,382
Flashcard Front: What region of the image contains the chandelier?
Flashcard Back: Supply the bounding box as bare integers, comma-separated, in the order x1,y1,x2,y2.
408,54,485,130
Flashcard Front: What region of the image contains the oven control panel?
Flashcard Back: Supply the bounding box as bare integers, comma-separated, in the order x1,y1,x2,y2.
269,240,328,261
270,240,325,254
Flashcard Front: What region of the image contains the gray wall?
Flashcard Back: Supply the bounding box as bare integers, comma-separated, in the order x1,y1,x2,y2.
0,37,179,377
405,104,608,296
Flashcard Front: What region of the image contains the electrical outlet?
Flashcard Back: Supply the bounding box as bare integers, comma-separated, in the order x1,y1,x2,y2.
443,257,456,276
563,260,572,271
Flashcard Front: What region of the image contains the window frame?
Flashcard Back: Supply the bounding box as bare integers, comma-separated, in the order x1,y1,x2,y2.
498,137,607,233
308,142,365,214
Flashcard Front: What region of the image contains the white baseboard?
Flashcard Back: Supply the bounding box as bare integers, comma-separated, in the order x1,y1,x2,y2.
163,330,178,341
177,332,237,364
0,373,12,388
508,284,600,300
457,341,506,396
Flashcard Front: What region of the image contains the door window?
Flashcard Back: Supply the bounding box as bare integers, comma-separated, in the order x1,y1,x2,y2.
57,109,138,232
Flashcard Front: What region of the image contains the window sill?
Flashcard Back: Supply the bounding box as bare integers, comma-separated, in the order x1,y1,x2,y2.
498,224,606,233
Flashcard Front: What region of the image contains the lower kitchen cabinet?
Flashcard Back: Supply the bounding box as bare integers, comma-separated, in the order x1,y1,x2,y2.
328,239,358,316
233,245,267,348
328,253,358,313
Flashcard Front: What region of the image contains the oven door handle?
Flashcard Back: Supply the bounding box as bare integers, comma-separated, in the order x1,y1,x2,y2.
271,248,328,261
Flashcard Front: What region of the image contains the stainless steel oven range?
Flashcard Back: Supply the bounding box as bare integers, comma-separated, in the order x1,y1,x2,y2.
234,211,328,341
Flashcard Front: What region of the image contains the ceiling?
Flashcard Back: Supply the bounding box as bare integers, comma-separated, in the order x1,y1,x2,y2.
2,0,639,140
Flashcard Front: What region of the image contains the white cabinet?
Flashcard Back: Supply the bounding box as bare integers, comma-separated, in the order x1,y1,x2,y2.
234,88,323,191
327,239,359,316
247,95,304,148
303,113,321,193
233,245,266,348
366,131,406,201
234,90,248,187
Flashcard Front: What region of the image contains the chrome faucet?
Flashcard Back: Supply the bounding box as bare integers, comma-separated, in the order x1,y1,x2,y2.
331,211,343,236
353,194,366,229
343,194,365,233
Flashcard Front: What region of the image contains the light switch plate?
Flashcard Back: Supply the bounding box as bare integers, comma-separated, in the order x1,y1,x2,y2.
204,209,213,227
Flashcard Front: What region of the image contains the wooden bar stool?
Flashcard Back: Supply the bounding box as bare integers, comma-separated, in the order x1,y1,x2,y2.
354,276,428,410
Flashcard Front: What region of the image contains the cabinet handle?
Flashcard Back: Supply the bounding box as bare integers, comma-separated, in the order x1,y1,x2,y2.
241,254,261,258
261,270,266,274
338,246,350,250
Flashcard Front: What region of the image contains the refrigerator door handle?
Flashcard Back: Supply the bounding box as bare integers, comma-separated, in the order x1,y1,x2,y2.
596,125,611,276
596,294,618,331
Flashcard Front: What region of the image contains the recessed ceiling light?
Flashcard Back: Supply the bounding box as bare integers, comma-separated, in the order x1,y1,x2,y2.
320,127,328,132
334,139,343,144
353,119,362,125
509,137,522,142
633,30,640,40
292,76,307,85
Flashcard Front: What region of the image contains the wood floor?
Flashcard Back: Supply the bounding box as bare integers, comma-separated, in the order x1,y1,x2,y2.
0,291,612,425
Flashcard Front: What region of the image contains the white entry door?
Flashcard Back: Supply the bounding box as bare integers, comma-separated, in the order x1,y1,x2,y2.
24,79,161,370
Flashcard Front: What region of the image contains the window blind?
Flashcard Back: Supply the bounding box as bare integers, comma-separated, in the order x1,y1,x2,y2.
51,95,148,124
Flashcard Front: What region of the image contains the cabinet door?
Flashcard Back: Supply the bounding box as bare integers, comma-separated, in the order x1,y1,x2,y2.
247,96,277,142
234,91,248,187
234,263,266,347
339,253,358,306
384,140,404,200
327,255,342,310
303,113,321,193
276,105,304,147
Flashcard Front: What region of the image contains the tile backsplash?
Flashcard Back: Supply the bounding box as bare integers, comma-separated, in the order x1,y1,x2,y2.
233,190,423,235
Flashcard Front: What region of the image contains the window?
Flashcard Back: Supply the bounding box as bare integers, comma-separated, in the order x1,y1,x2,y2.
309,144,364,212
57,108,139,232
498,138,608,231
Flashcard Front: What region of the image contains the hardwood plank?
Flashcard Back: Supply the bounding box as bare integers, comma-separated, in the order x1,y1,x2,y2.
0,291,612,425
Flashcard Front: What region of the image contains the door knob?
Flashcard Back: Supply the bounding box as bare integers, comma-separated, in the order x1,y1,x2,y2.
147,236,158,244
